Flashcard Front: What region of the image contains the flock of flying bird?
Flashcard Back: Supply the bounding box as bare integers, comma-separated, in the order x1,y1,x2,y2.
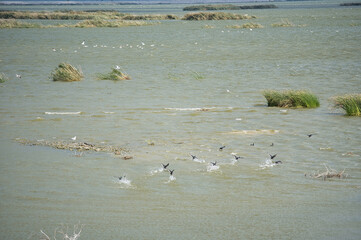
112,136,319,185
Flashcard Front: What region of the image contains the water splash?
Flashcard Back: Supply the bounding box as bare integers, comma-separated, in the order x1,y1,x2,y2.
115,176,132,188
166,175,176,183
150,167,165,175
207,164,220,172
259,159,276,169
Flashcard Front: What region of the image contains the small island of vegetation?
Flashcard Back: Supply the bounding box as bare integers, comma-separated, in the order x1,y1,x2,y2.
51,63,83,82
332,94,361,116
183,4,277,11
263,90,320,108
182,12,256,21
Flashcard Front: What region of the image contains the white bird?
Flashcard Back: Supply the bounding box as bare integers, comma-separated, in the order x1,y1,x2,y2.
141,42,145,46
115,65,121,70
71,136,76,141
81,40,85,45
16,74,21,78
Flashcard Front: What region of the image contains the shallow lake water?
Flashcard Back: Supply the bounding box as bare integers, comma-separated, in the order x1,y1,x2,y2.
0,1,361,239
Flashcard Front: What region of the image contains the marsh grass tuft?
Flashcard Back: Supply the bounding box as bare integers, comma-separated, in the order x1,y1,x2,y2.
332,94,361,116
182,12,256,21
97,68,131,81
51,63,83,82
0,72,8,83
263,90,320,108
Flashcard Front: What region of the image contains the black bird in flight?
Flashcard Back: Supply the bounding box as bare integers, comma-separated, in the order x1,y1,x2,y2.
274,160,282,164
219,146,226,151
234,155,242,160
162,163,169,169
210,161,217,166
169,169,175,176
270,154,277,159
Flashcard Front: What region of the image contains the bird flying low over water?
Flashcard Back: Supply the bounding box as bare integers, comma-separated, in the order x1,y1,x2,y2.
169,169,175,176
210,161,217,166
162,163,169,169
219,146,226,151
71,136,77,141
234,155,242,160
250,143,255,146
274,160,282,164
307,134,315,137
191,154,197,160
270,154,277,159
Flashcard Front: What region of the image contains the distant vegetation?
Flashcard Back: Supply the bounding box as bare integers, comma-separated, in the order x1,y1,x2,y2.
263,90,320,108
0,19,42,28
73,19,151,28
97,68,130,81
51,63,83,82
340,3,361,6
0,18,152,28
122,14,178,20
0,10,179,20
227,22,263,29
182,12,256,20
332,94,361,116
0,73,8,83
183,4,277,11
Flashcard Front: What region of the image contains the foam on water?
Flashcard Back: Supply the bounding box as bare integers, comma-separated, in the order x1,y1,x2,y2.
45,111,82,115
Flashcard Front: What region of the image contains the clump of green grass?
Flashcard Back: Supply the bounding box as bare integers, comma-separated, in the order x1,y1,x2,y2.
182,12,256,21
272,19,295,27
227,22,263,29
97,68,130,81
0,19,43,28
263,90,320,108
51,63,83,82
0,73,8,83
332,94,361,116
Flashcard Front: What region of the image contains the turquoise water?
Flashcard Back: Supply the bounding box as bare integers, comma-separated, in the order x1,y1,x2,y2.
0,1,361,239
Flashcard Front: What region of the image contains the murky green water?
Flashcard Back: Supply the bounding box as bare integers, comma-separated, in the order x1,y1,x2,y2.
0,1,361,239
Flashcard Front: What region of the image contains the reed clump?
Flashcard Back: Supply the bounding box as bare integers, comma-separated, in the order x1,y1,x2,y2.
97,68,130,81
182,12,256,21
0,73,8,83
332,94,361,116
227,22,263,29
51,63,83,82
0,19,43,28
263,90,320,108
272,19,295,27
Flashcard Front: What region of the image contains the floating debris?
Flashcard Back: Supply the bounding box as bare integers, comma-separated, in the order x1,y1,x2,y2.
307,164,348,180
16,138,128,155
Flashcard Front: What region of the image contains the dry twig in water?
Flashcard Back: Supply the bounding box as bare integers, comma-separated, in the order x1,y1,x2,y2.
308,164,347,180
